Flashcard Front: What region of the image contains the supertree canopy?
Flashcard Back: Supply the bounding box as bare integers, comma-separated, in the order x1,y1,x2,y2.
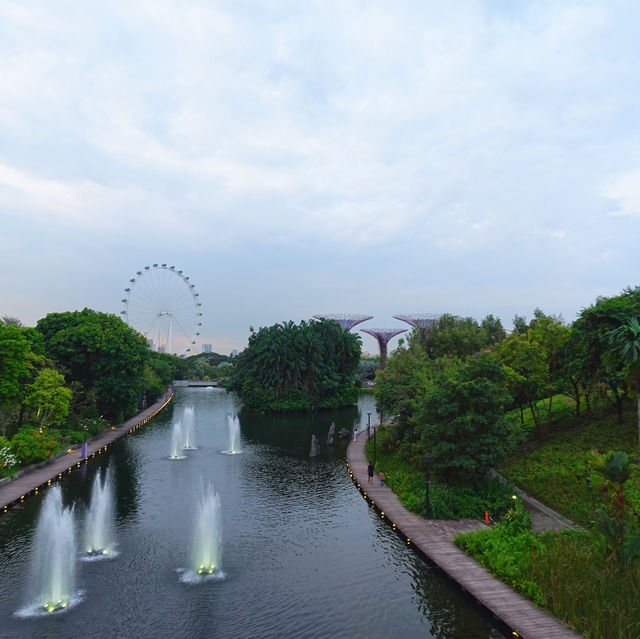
313,314,373,332
393,314,441,338
360,328,407,369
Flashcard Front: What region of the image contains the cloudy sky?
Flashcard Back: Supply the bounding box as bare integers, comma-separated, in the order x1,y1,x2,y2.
1,0,639,355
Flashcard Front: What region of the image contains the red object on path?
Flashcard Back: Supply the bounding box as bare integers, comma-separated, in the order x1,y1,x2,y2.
484,511,490,524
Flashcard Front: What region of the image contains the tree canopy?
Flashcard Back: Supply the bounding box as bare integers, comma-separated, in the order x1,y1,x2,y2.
229,319,361,411
36,308,150,420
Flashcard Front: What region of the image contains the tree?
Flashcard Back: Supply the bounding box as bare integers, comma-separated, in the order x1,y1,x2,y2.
414,353,515,483
374,338,434,435
0,324,30,406
229,319,361,411
493,316,569,439
422,314,492,360
24,368,72,429
36,309,150,420
590,450,640,564
605,317,640,451
573,287,640,424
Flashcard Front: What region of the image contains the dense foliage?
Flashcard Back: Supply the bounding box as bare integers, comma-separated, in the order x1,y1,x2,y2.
37,309,150,420
0,309,183,477
229,319,361,411
456,508,640,639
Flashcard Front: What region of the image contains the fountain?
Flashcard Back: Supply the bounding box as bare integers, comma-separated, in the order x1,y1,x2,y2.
30,486,77,613
191,483,222,576
182,406,197,450
84,467,116,557
169,421,186,459
222,414,241,454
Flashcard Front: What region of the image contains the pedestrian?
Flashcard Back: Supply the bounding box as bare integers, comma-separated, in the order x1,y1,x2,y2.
378,470,385,486
353,427,358,442
367,461,374,483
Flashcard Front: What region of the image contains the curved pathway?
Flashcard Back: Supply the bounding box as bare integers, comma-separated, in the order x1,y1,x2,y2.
0,392,173,514
346,429,584,639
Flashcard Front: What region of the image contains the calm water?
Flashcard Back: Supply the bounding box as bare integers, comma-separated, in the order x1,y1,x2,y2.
0,388,507,638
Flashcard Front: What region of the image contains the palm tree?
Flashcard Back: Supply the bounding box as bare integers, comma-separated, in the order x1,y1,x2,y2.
606,317,640,451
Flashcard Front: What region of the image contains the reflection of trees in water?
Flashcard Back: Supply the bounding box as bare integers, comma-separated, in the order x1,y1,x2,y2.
237,405,359,511
408,557,508,639
239,404,358,458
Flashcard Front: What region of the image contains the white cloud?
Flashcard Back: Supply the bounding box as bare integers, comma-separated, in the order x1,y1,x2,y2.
604,170,640,217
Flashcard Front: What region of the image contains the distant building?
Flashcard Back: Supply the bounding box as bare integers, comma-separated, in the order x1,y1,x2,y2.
157,346,166,354
230,349,239,357
202,343,212,353
147,338,154,350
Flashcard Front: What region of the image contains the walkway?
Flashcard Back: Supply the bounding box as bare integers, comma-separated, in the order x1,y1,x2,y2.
346,430,584,639
0,392,173,514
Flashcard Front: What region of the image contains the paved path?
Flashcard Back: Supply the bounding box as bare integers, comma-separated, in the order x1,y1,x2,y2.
347,430,584,639
0,393,173,514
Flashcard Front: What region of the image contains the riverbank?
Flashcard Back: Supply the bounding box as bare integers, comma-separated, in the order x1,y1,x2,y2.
0,391,173,514
346,429,583,639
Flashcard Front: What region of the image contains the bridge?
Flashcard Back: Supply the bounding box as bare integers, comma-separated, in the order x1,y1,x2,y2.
173,380,221,387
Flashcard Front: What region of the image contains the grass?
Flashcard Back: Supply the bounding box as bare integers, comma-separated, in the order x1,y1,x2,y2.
499,398,640,525
456,524,640,639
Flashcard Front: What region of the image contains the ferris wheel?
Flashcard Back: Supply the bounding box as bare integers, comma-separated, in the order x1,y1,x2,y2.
120,264,202,357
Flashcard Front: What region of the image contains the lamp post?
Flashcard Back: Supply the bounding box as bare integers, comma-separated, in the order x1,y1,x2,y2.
425,456,431,518
373,426,377,466
367,413,371,440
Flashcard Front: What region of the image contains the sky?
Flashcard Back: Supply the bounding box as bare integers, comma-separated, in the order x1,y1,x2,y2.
1,0,640,356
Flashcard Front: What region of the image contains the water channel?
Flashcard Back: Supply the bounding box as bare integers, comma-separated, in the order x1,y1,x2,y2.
0,388,508,638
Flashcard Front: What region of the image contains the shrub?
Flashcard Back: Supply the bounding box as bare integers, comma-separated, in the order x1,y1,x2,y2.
10,429,61,465
0,437,18,477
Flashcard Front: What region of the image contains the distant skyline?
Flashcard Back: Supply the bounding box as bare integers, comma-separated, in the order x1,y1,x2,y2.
2,1,639,355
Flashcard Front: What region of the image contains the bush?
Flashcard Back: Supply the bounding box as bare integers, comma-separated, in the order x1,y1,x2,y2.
10,429,61,465
456,502,545,606
0,436,18,477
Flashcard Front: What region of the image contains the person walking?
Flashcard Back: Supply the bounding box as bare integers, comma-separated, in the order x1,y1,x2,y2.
367,461,374,483
353,427,358,442
378,470,385,486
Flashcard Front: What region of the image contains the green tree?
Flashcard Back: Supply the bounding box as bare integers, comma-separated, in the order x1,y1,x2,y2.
229,319,361,411
590,450,640,564
24,368,72,429
414,353,515,483
573,287,640,424
605,317,640,451
36,309,150,420
374,337,433,432
0,324,32,436
422,314,490,360
494,316,569,439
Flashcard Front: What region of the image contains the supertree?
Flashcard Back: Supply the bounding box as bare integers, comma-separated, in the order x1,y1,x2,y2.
360,328,407,369
313,314,373,332
393,314,441,340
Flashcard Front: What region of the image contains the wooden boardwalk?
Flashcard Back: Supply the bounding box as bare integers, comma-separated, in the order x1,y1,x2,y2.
0,392,173,514
347,430,584,639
